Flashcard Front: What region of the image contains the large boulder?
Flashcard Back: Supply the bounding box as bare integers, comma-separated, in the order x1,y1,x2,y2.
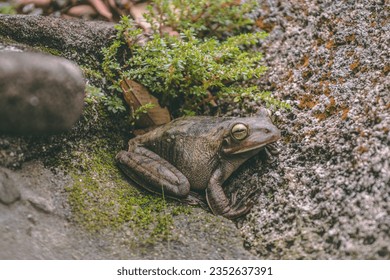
0,52,85,135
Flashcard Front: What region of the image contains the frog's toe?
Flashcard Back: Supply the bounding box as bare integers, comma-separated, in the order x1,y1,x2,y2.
230,191,238,205
230,188,258,210
221,205,252,219
180,191,208,208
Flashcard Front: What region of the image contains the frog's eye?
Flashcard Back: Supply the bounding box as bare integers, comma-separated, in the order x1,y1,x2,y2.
231,123,249,141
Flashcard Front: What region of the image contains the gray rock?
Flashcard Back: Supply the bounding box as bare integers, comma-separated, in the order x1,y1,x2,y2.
0,52,85,135
0,167,20,205
0,162,253,259
237,0,390,259
0,15,116,65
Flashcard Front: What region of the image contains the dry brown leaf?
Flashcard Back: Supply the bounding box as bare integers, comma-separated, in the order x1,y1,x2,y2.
121,79,171,128
17,0,51,8
128,1,152,32
66,5,98,17
87,0,113,20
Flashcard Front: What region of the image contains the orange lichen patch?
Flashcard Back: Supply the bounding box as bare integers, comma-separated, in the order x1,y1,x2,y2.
338,77,345,84
360,65,368,73
313,97,349,121
314,113,327,121
316,37,325,47
356,145,369,154
300,55,310,68
325,40,334,49
323,85,331,96
380,16,389,27
304,129,317,137
350,59,360,71
322,71,332,80
221,0,241,7
302,70,313,79
345,50,355,57
341,107,350,120
298,95,317,110
345,33,356,43
329,96,336,106
384,64,390,75
286,70,294,82
255,17,275,32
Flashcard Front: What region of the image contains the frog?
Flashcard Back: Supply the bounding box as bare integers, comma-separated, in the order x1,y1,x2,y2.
116,108,281,219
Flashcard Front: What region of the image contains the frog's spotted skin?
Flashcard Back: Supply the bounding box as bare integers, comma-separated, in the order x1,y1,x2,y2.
116,109,281,219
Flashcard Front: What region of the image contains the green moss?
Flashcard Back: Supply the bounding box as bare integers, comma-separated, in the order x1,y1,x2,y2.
102,16,289,116
0,4,17,15
34,94,189,245
38,46,62,57
65,137,191,244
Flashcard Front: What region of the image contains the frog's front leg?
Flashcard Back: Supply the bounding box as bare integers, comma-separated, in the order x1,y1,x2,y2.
205,169,252,219
116,146,190,198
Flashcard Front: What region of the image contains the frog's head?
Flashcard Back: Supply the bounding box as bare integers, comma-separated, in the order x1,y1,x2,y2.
221,110,281,156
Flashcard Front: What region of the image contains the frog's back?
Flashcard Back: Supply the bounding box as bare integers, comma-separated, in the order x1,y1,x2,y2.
162,116,232,136
142,116,231,190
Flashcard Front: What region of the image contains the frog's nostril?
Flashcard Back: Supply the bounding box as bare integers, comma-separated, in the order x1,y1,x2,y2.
264,128,271,134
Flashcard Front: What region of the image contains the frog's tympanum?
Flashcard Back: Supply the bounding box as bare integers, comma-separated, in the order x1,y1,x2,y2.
116,108,281,219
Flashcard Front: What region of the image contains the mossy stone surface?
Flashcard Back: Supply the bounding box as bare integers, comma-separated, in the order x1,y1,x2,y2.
0,36,252,258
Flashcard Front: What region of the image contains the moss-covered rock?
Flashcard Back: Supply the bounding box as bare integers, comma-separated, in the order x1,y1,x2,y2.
0,32,252,258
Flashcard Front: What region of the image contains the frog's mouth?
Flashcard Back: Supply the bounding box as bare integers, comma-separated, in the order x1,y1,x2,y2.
227,141,279,164
235,141,278,154
224,137,280,155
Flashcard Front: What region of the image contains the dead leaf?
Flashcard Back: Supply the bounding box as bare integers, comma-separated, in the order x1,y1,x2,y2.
66,5,97,17
87,0,113,20
121,79,171,128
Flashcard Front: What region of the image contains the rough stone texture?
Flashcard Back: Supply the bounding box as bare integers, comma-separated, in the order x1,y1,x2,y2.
0,52,85,135
0,15,116,65
235,0,390,259
0,162,253,259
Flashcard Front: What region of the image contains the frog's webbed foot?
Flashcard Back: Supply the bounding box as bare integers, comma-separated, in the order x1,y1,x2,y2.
116,148,190,198
229,188,259,215
265,143,279,164
206,169,255,219
208,196,252,219
179,191,209,210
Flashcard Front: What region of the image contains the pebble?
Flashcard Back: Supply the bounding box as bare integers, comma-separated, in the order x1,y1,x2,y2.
0,167,20,205
27,196,54,214
0,52,85,135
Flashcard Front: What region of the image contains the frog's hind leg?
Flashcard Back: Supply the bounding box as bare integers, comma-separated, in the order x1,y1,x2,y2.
116,148,190,198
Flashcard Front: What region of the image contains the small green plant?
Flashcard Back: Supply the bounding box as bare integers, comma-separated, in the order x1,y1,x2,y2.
145,0,259,38
0,4,17,15
102,16,283,116
85,84,126,113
